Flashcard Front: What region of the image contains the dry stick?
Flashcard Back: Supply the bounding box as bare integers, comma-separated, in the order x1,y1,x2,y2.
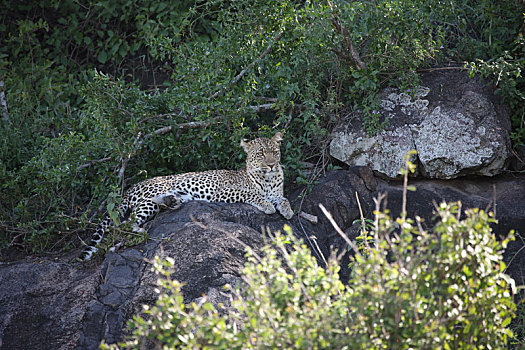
142,119,214,140
117,131,143,189
504,231,525,274
246,103,276,112
120,118,222,188
355,191,366,234
0,80,8,122
492,183,497,218
299,211,318,224
373,193,386,244
209,30,285,100
416,66,464,72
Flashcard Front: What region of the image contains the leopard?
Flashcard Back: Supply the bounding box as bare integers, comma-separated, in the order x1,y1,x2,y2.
80,132,294,260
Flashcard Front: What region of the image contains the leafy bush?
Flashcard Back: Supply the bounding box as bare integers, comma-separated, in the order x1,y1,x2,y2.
1,0,523,254
105,202,516,349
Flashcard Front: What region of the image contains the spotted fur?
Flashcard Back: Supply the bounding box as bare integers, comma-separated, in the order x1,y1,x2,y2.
80,132,293,260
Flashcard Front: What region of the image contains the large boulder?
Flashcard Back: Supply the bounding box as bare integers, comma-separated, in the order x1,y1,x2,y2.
330,71,512,179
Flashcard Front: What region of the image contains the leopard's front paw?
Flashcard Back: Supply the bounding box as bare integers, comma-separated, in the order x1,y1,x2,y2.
262,203,277,215
152,193,182,210
278,199,294,220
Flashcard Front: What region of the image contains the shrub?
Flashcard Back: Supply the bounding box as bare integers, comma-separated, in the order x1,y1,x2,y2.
105,202,516,349
1,0,523,254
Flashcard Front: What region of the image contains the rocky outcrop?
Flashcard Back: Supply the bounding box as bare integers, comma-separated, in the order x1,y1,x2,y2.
1,169,524,349
330,71,512,179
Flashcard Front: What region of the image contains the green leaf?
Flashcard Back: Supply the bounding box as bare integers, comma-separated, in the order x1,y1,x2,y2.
97,50,108,64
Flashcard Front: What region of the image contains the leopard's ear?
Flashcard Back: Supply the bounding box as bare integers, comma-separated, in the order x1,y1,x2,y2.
240,139,250,152
272,132,283,144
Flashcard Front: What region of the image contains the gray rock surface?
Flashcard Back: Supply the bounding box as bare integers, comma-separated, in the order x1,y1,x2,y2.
331,126,417,178
330,71,511,179
1,169,524,349
0,261,100,350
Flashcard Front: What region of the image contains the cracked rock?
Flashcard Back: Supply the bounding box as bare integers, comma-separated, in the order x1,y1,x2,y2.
330,71,511,179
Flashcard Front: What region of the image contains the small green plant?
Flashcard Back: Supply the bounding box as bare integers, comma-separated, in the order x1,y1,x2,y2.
510,300,525,349
351,217,375,259
106,189,122,228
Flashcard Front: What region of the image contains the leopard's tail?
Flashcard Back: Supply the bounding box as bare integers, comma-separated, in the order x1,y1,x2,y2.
79,215,113,261
79,199,131,261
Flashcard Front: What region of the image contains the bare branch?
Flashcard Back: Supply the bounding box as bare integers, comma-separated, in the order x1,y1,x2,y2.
246,101,307,113
246,103,277,112
118,132,143,189
143,118,219,140
319,203,364,260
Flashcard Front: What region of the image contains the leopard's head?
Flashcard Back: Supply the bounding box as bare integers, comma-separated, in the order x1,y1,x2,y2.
241,132,283,175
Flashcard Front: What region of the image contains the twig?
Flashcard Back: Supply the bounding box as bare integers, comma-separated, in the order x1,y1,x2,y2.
299,211,318,224
77,119,216,181
209,30,285,100
416,66,464,72
0,80,8,122
504,243,525,274
246,103,276,112
492,184,497,218
118,132,143,188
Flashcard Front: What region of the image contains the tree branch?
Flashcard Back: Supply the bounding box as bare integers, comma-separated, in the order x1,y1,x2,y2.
76,118,218,180
327,1,367,70
209,30,285,100
0,80,8,122
77,156,113,170
143,118,219,140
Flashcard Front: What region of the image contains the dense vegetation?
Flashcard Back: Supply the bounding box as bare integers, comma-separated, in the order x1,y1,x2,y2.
1,0,523,254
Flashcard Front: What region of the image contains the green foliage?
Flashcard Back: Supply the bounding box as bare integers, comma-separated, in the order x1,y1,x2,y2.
444,0,523,61
1,0,523,254
107,206,516,349
467,36,525,148
511,301,525,349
